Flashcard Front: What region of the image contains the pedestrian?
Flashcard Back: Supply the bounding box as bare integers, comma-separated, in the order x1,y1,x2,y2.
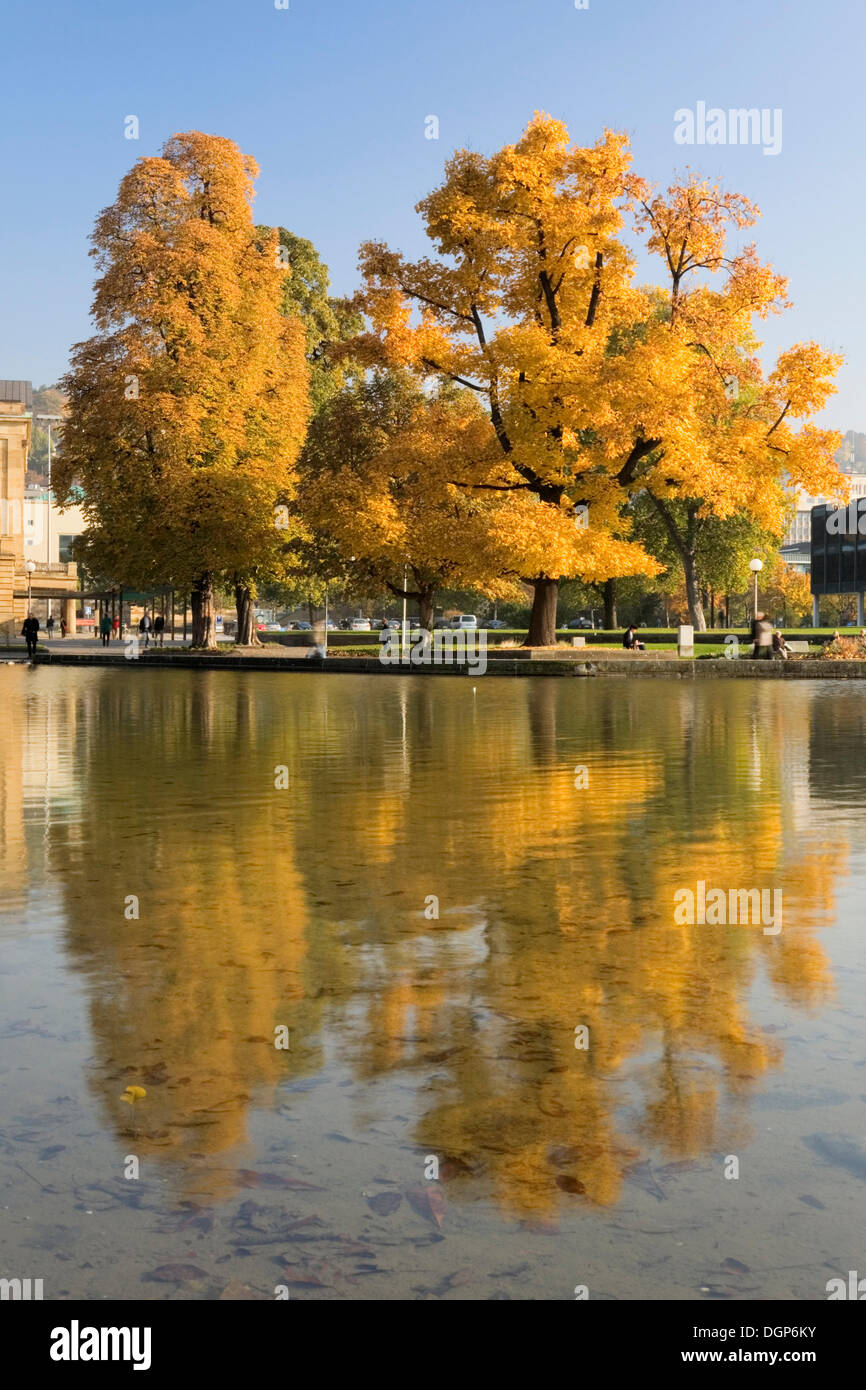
153,613,165,648
139,611,152,648
623,624,645,651
112,614,120,640
99,611,112,647
750,611,773,659
21,612,39,659
59,617,67,639
46,614,55,637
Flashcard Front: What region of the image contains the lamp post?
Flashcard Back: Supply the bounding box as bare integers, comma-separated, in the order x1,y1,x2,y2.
35,411,63,558
749,558,763,619
25,558,36,615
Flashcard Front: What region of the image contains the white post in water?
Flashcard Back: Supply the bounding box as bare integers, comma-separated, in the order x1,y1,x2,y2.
678,624,694,658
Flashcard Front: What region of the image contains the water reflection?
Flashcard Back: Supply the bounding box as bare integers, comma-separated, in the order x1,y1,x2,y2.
0,671,846,1220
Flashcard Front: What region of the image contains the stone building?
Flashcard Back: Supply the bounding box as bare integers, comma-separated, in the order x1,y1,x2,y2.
0,380,79,635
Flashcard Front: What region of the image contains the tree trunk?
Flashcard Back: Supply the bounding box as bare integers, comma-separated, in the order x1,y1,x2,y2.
683,550,707,631
419,588,434,630
525,577,559,647
191,573,218,649
603,578,617,630
235,584,261,646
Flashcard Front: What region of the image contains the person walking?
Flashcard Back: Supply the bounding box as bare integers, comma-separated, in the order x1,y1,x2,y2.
46,614,55,637
21,613,39,660
139,610,152,649
153,613,165,648
99,611,112,647
750,611,773,659
59,616,67,638
112,614,120,640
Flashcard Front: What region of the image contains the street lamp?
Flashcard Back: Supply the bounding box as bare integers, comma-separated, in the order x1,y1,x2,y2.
749,558,763,618
25,558,36,615
35,414,63,621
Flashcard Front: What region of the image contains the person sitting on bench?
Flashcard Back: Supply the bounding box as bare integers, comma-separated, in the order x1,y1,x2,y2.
623,625,645,651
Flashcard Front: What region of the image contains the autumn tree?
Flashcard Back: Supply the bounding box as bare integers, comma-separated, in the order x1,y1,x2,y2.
620,177,843,628
298,371,527,627
349,115,843,641
56,132,309,647
350,115,668,645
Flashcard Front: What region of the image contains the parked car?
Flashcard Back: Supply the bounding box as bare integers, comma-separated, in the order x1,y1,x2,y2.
295,621,312,631
565,617,593,629
486,619,507,629
350,618,371,631
433,618,451,630
449,613,478,629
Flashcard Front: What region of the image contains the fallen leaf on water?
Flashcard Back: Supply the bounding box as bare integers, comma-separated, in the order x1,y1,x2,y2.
219,1280,266,1300
439,1155,476,1181
146,1264,209,1283
141,1063,168,1085
722,1258,750,1275
799,1194,826,1210
120,1085,147,1106
555,1174,587,1195
278,1264,331,1287
405,1185,446,1227
236,1169,322,1191
414,1269,473,1298
547,1145,581,1168
367,1191,402,1217
624,1161,666,1201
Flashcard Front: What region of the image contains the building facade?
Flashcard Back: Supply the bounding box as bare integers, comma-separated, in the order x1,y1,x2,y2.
0,380,78,635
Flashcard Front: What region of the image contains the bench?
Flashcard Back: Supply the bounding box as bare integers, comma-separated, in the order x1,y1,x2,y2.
786,641,810,654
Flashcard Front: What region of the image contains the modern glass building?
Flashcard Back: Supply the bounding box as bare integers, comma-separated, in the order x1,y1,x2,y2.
810,500,866,623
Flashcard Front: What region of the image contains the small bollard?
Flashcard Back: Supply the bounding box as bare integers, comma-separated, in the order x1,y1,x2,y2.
678,624,694,658
571,635,586,647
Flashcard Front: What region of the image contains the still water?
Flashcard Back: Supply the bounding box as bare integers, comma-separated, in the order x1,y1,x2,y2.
1,667,865,1300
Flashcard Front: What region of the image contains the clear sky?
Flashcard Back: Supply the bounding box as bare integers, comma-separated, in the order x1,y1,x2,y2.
2,0,863,429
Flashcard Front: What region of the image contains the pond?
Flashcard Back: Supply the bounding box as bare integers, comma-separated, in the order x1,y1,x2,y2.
1,667,864,1300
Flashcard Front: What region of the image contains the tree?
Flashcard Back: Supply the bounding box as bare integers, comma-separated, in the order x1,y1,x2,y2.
349,114,666,645
55,131,309,647
349,116,843,640
759,556,812,626
298,371,525,627
263,228,362,411
621,177,843,628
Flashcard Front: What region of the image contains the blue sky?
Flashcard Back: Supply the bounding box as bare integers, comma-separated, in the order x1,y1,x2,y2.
2,0,864,429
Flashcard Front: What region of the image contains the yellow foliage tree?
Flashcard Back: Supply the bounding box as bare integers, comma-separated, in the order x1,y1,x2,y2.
349,114,842,642
56,131,309,647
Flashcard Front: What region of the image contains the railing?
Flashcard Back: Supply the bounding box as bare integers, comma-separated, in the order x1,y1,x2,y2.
14,560,77,577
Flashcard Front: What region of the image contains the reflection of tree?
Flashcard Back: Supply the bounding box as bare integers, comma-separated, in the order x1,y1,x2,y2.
288,679,840,1214
16,671,844,1214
